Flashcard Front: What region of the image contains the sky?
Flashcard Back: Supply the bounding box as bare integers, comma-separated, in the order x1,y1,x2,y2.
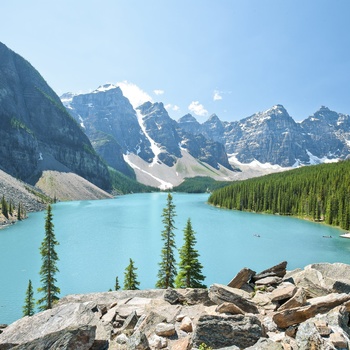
1,0,350,122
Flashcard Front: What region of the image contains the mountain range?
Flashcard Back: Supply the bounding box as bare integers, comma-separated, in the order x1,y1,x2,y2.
62,84,350,188
1,40,350,196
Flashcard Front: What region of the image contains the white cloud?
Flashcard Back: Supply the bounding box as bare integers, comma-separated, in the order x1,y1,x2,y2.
188,101,208,117
213,90,223,101
165,104,180,112
154,89,164,95
117,81,153,108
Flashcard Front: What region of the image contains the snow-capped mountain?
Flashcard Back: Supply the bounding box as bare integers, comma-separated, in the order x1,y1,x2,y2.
62,85,235,188
62,84,350,188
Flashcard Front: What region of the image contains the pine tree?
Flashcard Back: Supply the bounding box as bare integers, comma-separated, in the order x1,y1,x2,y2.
37,204,60,311
115,276,120,291
22,279,35,317
123,258,140,290
156,193,177,289
1,195,8,219
17,202,22,221
175,218,206,288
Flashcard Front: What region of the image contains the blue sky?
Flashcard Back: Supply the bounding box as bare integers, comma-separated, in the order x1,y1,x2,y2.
1,1,350,122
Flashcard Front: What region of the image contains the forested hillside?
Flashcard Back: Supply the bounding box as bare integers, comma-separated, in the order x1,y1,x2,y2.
208,160,350,229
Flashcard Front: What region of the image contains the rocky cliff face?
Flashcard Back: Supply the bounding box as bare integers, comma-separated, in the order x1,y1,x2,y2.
0,42,111,190
2,261,350,349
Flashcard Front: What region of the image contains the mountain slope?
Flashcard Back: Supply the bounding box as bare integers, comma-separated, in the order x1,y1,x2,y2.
0,42,111,190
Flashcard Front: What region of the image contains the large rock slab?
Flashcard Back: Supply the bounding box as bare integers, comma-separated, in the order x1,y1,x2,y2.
278,288,307,311
270,283,297,302
192,314,263,349
245,338,283,350
209,284,258,314
252,261,287,282
8,326,98,350
227,268,256,289
273,293,350,328
0,302,107,346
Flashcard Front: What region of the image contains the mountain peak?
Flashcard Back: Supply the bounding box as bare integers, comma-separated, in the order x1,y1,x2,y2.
92,83,119,94
178,114,198,123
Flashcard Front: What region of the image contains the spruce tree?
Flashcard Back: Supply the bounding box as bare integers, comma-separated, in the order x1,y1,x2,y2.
1,195,8,219
123,258,140,290
37,204,60,311
17,202,22,221
115,276,120,291
22,279,35,316
156,193,177,289
175,218,206,288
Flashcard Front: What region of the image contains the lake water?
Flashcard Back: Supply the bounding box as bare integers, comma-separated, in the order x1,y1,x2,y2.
1,192,350,324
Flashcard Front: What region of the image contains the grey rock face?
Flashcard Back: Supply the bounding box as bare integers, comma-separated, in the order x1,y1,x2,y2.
0,42,111,190
192,314,262,349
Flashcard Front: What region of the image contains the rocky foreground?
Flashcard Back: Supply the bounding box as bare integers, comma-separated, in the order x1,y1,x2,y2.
2,262,350,349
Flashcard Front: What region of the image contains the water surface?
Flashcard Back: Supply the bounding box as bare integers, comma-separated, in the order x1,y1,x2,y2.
1,192,349,324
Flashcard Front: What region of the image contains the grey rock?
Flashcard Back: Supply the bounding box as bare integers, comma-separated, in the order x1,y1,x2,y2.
244,338,283,350
208,284,258,314
192,314,262,349
215,302,245,315
126,330,150,350
164,289,180,305
179,316,193,333
273,293,350,328
0,302,107,346
116,333,128,344
278,288,307,311
253,261,287,282
270,282,297,302
295,321,325,350
155,323,176,337
10,325,97,350
179,289,212,306
227,267,256,289
255,276,282,286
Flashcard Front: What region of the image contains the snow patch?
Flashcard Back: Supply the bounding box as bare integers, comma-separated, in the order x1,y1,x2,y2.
136,110,162,166
92,84,118,93
306,150,339,165
228,154,283,170
123,154,173,190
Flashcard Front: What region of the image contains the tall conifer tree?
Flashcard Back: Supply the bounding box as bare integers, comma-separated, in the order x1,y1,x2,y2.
22,279,35,316
175,218,206,288
156,193,177,289
115,276,120,291
123,258,140,290
37,204,60,311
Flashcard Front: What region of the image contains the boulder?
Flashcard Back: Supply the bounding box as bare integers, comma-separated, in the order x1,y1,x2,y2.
164,289,180,305
255,276,282,286
168,336,190,350
155,323,176,337
252,291,278,311
179,316,192,333
270,283,297,302
192,314,263,349
277,288,307,311
208,284,258,314
179,289,212,306
216,302,245,315
245,337,283,350
273,293,350,328
135,311,166,338
9,325,97,350
329,332,348,349
0,302,107,346
295,321,326,350
227,268,256,289
114,311,138,336
252,261,287,282
148,334,167,349
126,330,149,350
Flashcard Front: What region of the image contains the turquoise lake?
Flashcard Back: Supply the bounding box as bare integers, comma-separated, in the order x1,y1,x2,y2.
1,192,350,324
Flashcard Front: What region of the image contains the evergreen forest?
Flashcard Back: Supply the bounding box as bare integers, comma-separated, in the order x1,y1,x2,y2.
208,160,350,230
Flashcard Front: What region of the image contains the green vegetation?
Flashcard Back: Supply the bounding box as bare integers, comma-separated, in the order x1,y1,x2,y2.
1,195,9,219
123,258,140,290
22,280,35,317
173,176,232,193
115,276,120,291
199,344,213,350
10,117,33,134
156,193,177,289
109,167,158,194
208,160,350,229
1,195,26,220
24,185,52,204
37,205,60,311
175,218,206,288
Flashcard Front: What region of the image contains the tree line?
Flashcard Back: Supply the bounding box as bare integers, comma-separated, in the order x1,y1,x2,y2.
1,195,26,221
208,160,350,230
22,193,206,317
